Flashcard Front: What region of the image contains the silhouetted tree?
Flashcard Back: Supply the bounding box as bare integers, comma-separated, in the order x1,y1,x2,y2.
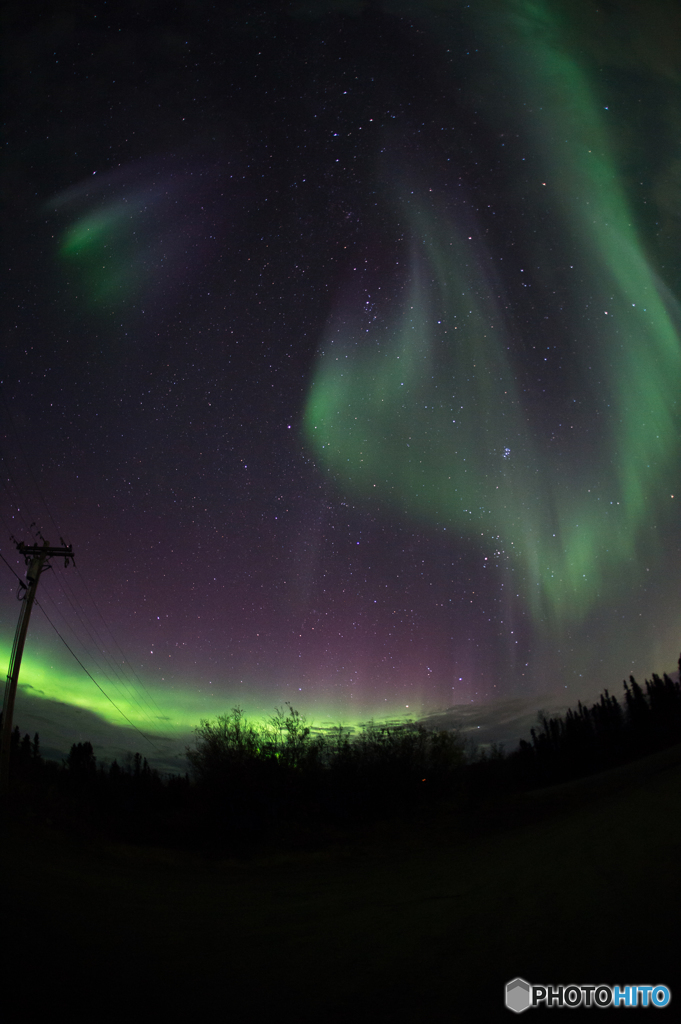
19,732,31,763
624,676,649,732
66,741,97,776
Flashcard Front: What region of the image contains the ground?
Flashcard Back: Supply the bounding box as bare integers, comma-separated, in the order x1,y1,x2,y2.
3,746,680,1019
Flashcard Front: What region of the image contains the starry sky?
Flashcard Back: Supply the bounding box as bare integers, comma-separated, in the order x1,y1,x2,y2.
1,0,680,765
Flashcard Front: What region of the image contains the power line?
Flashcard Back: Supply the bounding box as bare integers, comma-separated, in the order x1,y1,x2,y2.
0,548,26,589
4,528,179,740
34,599,163,754
72,565,183,735
2,541,76,791
1,393,184,742
2,520,174,742
2,543,175,757
38,574,170,736
64,564,183,735
1,422,181,739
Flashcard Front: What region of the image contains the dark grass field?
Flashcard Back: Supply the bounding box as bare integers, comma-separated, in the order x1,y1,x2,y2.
3,746,680,1020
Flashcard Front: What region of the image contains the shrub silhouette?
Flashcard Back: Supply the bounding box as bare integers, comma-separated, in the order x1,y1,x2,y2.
185,706,467,830
186,707,264,782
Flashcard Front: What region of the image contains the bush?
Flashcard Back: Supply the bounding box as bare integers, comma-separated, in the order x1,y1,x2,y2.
185,706,467,825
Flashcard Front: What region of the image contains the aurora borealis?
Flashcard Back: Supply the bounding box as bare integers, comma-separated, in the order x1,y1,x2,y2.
305,19,681,625
1,0,679,764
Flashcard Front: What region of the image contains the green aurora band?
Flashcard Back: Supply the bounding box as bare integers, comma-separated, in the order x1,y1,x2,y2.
2,640,407,736
304,1,681,629
1,640,197,736
60,201,144,307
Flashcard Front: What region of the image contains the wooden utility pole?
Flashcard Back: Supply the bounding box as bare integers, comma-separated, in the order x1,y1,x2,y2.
0,539,75,795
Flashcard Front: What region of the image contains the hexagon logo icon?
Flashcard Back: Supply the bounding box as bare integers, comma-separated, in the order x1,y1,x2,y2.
506,978,532,1013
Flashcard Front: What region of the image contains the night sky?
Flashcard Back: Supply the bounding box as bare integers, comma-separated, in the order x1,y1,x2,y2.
2,0,679,766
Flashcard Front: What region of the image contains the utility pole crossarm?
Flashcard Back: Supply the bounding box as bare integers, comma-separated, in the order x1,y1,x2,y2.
16,541,75,567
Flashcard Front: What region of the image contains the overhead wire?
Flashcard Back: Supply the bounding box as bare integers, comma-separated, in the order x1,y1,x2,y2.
0,548,25,589
32,545,172,734
0,475,171,736
0,391,184,742
70,565,183,735
1,385,182,732
36,581,172,737
0,551,174,755
34,598,163,753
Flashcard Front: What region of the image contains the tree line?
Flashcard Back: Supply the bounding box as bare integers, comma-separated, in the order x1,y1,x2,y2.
510,667,681,787
3,654,680,849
